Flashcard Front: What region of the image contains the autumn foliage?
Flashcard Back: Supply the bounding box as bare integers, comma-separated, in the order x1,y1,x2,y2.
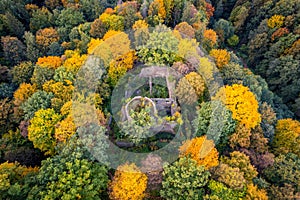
179,136,219,169
209,49,230,68
109,163,147,200
214,84,261,129
272,118,300,156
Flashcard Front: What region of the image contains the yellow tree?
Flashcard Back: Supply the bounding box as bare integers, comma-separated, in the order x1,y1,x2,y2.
63,50,87,73
13,83,37,107
54,115,76,143
28,108,61,155
109,163,147,200
245,184,268,200
267,15,285,29
179,136,219,169
213,84,261,129
108,50,137,86
272,119,300,156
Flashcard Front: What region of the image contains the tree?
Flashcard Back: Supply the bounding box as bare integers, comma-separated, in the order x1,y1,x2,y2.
90,18,108,38
29,7,53,33
28,132,108,199
115,1,140,30
179,136,219,169
137,25,180,65
183,72,205,96
213,19,234,43
0,161,38,199
209,49,230,69
267,15,285,29
193,101,237,152
271,27,289,41
213,84,261,129
3,12,25,39
245,183,268,200
31,65,55,88
36,56,62,69
63,50,88,73
203,29,218,50
42,80,74,103
108,50,137,86
109,163,147,200
27,108,61,155
35,27,59,52
99,13,124,31
160,157,210,200
23,31,41,63
229,123,251,149
205,179,246,200
13,83,37,119
212,163,246,190
147,0,166,25
21,91,54,120
174,22,195,39
11,62,34,85
55,7,84,40
272,119,300,156
229,4,250,31
221,151,258,183
266,55,300,105
263,153,300,193
1,36,26,66
0,98,14,135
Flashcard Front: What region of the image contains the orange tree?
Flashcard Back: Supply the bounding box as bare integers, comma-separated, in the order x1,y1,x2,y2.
179,136,219,169
209,49,230,69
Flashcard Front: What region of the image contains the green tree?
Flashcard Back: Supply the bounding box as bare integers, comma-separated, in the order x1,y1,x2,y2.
21,91,54,120
28,131,108,199
160,157,210,200
263,153,300,193
29,7,54,33
11,61,34,85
